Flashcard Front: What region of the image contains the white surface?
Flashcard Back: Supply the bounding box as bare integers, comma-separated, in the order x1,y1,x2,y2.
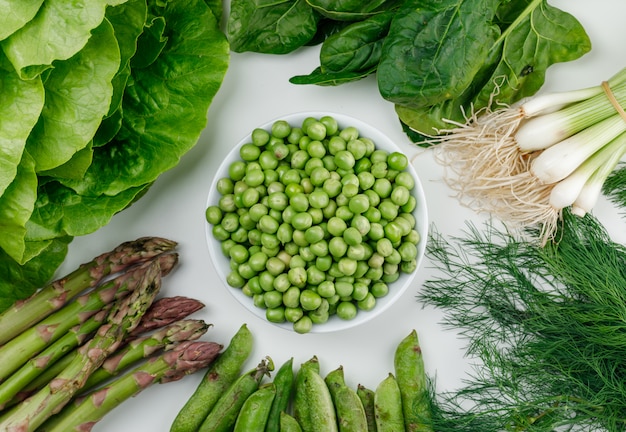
50,2,626,430
205,111,428,334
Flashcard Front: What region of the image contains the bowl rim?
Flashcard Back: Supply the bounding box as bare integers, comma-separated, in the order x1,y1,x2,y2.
205,111,429,333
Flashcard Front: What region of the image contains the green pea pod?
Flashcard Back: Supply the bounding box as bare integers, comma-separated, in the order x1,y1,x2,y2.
234,382,276,432
393,329,433,432
198,357,274,432
324,365,368,431
324,365,346,399
280,411,303,432
356,384,377,432
334,385,369,431
293,356,320,427
265,357,295,432
374,373,404,432
294,360,338,432
170,324,253,432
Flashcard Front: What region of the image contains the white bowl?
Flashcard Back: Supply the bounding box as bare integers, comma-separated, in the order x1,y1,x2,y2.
205,112,428,333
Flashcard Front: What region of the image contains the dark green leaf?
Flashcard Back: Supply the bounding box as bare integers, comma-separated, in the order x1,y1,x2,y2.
290,65,376,85
227,0,319,54
305,0,399,21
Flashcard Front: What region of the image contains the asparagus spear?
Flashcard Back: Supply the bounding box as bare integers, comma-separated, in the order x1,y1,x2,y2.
130,296,205,335
12,296,204,405
0,259,162,431
38,340,223,432
0,253,177,383
0,309,110,410
0,237,177,345
83,319,211,391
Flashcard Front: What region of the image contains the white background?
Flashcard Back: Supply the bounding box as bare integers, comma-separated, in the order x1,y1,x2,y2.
50,2,626,430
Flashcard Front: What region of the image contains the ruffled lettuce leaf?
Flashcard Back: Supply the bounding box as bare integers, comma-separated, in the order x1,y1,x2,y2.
0,0,43,41
0,0,126,79
60,0,230,196
0,50,43,196
26,19,121,172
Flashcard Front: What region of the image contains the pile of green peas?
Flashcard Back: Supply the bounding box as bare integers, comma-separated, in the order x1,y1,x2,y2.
205,115,421,333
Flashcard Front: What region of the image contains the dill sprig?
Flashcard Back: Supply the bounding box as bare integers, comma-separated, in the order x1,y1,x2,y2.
420,211,626,431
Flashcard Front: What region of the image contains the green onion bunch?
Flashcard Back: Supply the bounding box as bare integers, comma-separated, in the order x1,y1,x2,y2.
431,66,626,244
206,115,422,333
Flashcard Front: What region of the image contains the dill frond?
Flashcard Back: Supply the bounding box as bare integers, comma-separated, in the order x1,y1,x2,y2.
420,211,626,431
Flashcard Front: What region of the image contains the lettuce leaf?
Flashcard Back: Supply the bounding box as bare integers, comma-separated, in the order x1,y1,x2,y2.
0,50,43,196
26,18,121,172
0,0,229,309
0,0,43,41
0,0,126,79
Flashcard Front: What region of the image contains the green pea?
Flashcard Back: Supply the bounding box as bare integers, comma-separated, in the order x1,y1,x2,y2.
284,183,303,198
253,293,265,308
293,315,313,334
266,256,286,275
244,169,265,187
264,290,284,309
322,155,337,171
309,190,330,209
347,139,367,160
258,215,279,234
307,265,326,286
327,216,347,237
338,257,357,276
299,246,315,262
281,168,300,185
334,150,356,171
363,190,379,208
320,116,338,136
283,286,302,309
391,186,410,207
310,240,329,258
328,136,347,155
220,212,239,233
285,306,304,323
310,167,331,186
290,212,312,231
336,301,357,320
300,289,322,311
272,273,290,292
290,193,309,212
321,179,341,199
228,161,246,181
351,282,369,301
316,255,333,272
308,208,324,225
205,206,222,225
292,230,309,247
229,244,249,264
342,183,359,198
339,126,359,142
387,151,409,171
335,281,353,298
371,161,388,179
304,226,325,244
227,270,245,288
288,127,304,144
288,267,307,288
343,227,362,246
307,140,327,159
240,143,261,162
369,281,387,298
266,307,286,323
384,221,403,244
401,259,417,273
366,266,384,281
329,237,348,258
317,281,336,298
289,150,309,170
357,293,376,311
379,200,399,221
216,177,234,195
271,120,291,138
351,215,371,236
247,228,262,246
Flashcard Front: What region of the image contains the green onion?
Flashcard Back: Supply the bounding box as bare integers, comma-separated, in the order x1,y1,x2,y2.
431,66,626,243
